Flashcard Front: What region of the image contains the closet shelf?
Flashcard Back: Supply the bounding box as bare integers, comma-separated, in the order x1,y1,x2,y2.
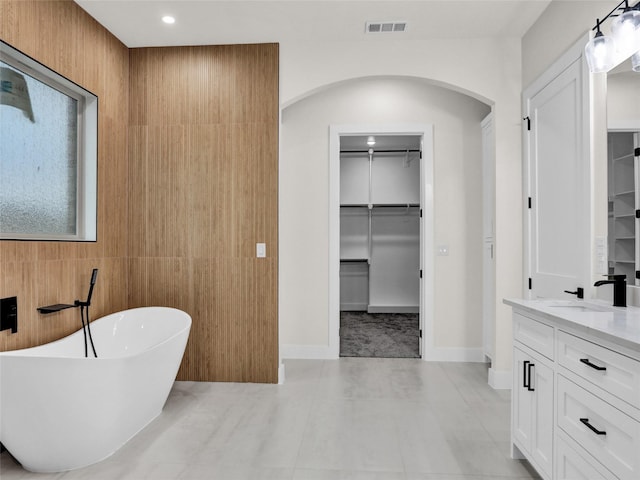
340,258,369,263
614,190,635,197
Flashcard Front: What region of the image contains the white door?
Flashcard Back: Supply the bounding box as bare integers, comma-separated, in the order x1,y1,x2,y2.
527,58,589,298
419,138,424,357
481,114,495,360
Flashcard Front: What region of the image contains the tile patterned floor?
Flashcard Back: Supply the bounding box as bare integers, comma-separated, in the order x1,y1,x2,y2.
0,360,540,480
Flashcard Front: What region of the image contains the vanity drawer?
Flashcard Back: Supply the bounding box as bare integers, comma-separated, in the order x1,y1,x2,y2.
557,375,640,479
556,431,616,480
514,312,554,360
558,330,640,409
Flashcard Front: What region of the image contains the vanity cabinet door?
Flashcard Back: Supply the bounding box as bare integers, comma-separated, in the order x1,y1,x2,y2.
513,346,554,479
513,347,534,448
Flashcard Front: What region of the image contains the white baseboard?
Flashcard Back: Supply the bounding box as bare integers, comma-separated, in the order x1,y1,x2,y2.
367,305,419,313
422,347,485,362
488,367,512,390
280,344,337,360
282,344,488,364
340,303,368,311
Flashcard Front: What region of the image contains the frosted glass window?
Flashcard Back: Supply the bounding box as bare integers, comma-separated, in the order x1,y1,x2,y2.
0,41,97,241
1,61,78,235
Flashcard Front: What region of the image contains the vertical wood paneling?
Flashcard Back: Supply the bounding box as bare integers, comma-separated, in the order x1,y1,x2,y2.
129,44,279,383
1,6,278,384
0,1,129,352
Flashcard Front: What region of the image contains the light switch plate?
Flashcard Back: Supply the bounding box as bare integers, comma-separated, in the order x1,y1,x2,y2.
594,236,607,274
256,243,266,258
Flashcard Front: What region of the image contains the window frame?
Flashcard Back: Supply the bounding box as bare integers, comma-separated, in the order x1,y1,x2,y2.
0,40,98,242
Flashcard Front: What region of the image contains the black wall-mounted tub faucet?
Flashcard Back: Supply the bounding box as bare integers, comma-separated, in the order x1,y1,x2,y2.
594,274,627,307
0,296,18,333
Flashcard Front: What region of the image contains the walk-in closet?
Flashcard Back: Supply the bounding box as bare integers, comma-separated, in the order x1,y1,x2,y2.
607,131,639,284
339,135,421,358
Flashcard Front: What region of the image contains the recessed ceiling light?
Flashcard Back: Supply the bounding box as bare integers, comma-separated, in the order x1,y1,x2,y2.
162,15,175,24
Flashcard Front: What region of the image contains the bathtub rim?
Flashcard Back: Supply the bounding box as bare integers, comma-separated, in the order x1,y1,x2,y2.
0,306,191,359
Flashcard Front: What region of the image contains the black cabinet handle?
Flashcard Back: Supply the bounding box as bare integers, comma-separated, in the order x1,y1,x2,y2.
523,360,530,389
527,362,535,391
580,418,607,436
580,358,607,371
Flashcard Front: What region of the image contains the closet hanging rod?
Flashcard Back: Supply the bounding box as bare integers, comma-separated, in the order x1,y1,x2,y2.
372,203,420,208
340,149,420,154
341,203,420,208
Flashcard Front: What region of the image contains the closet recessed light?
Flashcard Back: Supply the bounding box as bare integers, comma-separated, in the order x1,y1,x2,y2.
162,15,176,24
367,136,376,146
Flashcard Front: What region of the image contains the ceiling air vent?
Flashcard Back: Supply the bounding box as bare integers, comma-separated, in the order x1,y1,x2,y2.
366,21,407,34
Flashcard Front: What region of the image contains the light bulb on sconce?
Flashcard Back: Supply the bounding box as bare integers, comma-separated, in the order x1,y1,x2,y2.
611,5,640,55
585,23,617,73
586,1,640,73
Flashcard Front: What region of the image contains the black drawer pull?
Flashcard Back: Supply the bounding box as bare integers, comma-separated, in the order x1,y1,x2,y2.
580,418,607,436
527,362,535,391
580,358,607,371
523,360,530,389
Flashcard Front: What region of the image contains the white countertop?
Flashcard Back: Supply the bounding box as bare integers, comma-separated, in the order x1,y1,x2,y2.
504,298,640,353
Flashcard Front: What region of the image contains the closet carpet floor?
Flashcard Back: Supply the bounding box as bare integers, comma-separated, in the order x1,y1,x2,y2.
340,312,420,358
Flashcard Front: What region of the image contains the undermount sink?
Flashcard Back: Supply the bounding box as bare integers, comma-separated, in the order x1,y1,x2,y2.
548,305,597,312
537,300,608,313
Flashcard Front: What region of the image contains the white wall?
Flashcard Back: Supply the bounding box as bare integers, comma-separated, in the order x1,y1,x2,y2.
608,71,640,130
280,76,490,355
522,1,612,88
278,37,523,371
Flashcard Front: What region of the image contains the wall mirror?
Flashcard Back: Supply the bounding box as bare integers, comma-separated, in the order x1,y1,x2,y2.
607,57,640,286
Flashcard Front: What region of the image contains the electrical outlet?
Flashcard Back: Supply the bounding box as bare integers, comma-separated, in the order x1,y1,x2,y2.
437,245,449,256
256,243,266,258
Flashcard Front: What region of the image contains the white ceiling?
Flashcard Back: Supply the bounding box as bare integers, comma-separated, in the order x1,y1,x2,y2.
74,0,552,48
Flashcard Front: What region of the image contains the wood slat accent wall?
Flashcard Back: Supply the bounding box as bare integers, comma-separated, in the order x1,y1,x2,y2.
0,1,129,352
128,45,279,383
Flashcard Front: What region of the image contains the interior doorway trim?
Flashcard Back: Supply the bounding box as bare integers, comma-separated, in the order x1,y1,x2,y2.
329,123,434,359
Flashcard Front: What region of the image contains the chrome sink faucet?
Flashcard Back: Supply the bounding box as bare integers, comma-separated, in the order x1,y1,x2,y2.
594,274,627,307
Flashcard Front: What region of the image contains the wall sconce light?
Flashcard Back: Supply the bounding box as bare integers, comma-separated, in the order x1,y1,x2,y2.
585,19,617,73
585,1,640,73
366,136,376,146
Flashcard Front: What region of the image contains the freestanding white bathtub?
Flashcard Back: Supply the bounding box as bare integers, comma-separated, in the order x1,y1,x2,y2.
0,306,191,473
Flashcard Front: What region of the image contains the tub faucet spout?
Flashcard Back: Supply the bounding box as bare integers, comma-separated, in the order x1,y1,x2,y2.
594,274,626,307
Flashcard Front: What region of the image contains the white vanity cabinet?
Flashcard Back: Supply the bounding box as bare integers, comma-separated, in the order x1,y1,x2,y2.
506,300,640,480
